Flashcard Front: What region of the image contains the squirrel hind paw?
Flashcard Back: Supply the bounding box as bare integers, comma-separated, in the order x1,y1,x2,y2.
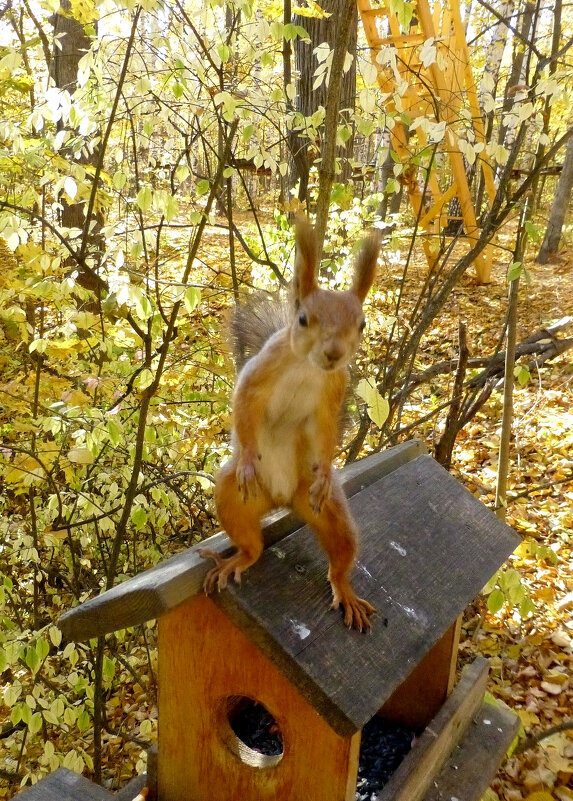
200,550,249,594
199,549,227,593
332,592,376,633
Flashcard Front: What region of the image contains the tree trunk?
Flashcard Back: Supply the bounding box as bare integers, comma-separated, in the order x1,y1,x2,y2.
51,0,104,291
536,130,573,263
291,0,357,203
497,1,536,151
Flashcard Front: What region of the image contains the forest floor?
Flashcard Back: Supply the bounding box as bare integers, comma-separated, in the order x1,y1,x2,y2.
434,243,573,801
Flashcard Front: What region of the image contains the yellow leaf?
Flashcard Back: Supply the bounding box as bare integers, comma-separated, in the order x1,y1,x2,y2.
516,709,540,728
525,792,557,801
293,1,331,18
67,447,95,465
356,378,389,429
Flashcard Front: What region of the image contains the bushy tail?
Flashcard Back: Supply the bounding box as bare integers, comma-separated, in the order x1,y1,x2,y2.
231,294,291,371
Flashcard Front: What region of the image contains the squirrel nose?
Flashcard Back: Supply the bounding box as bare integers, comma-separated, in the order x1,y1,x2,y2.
324,343,344,365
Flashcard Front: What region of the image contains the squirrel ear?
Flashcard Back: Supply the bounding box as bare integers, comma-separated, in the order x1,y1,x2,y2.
293,217,318,302
352,229,382,303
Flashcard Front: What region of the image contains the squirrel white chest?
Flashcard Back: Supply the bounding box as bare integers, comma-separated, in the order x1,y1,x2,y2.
257,362,327,503
265,361,325,427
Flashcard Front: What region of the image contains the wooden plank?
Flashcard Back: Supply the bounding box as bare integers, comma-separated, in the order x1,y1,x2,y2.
13,769,113,801
158,595,361,801
421,699,519,801
115,773,148,801
215,457,520,735
379,616,461,730
376,658,490,801
58,442,425,642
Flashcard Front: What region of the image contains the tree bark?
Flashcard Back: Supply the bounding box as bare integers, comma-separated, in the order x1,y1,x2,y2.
291,0,357,203
536,129,573,263
51,0,105,291
312,0,357,255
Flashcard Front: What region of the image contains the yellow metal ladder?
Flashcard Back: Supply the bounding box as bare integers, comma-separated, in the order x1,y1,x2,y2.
358,0,496,281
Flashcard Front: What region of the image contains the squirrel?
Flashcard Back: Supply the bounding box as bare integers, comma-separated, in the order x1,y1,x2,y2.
201,219,382,631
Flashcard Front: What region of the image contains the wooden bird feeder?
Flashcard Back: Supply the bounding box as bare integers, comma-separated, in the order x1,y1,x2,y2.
17,441,521,801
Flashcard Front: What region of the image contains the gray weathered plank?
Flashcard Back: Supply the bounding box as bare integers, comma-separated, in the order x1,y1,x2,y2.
58,441,425,641
420,699,520,801
377,657,489,801
214,456,521,735
13,768,113,801
114,773,148,801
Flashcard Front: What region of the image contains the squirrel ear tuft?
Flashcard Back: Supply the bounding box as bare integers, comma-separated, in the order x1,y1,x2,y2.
352,229,382,302
293,217,318,302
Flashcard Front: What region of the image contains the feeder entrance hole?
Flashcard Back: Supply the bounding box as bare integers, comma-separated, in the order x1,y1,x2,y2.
221,696,284,769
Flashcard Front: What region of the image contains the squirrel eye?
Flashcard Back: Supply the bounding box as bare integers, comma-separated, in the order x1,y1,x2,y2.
359,318,366,332
298,312,308,327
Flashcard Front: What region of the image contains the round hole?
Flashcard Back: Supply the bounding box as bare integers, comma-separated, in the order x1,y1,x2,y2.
221,696,284,769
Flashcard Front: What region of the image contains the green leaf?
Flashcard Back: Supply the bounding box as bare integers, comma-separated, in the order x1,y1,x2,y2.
25,646,41,675
4,683,21,707
388,0,414,29
103,656,116,683
356,378,389,429
487,588,505,614
29,712,43,735
29,338,48,354
113,171,128,190
135,368,154,390
36,637,49,662
218,43,231,63
136,187,153,212
498,568,521,592
184,286,201,314
107,418,122,447
164,195,179,222
196,179,210,196
507,261,522,282
175,164,190,184
77,708,91,733
514,364,530,387
131,506,148,531
135,293,153,321
519,596,536,618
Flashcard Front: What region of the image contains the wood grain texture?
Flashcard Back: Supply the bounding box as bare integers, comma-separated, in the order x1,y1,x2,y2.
12,768,113,801
376,657,490,801
421,699,520,801
158,595,361,801
379,617,461,730
58,441,426,641
214,456,520,735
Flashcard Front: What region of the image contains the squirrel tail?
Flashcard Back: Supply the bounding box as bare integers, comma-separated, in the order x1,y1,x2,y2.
231,294,291,371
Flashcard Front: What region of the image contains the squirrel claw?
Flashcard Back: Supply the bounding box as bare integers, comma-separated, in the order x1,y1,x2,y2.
200,549,246,594
331,590,375,633
199,548,227,593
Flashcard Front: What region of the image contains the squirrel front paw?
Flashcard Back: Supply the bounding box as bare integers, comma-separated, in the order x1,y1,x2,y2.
236,451,260,501
309,464,332,513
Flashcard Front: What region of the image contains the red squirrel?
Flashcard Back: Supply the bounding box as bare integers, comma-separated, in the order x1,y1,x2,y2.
202,219,381,631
